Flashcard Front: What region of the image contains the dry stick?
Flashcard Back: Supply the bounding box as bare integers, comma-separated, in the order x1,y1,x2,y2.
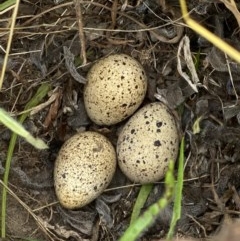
106,0,136,45
111,0,118,28
0,0,20,90
102,1,183,44
21,2,74,27
74,0,87,65
113,3,183,43
106,0,131,45
0,180,57,241
21,1,183,44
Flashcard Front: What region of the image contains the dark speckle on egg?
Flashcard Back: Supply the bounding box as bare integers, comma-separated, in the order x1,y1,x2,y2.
156,121,162,127
131,129,135,134
154,140,161,146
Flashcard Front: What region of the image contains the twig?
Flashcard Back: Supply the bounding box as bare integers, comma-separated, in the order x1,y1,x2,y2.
20,1,183,44
0,180,57,241
74,0,87,65
111,0,118,28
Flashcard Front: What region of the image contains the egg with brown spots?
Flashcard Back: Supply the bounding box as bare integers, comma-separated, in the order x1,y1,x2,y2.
84,54,147,126
54,131,116,209
117,102,179,184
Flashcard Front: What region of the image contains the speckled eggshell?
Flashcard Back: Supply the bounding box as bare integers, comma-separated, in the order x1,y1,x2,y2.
84,54,147,125
117,102,179,184
54,131,116,209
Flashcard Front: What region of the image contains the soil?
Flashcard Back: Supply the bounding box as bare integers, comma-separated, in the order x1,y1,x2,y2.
1,0,240,240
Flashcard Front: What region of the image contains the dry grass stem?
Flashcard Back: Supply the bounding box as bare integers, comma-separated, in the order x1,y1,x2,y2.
1,1,240,240
74,0,87,65
0,180,58,241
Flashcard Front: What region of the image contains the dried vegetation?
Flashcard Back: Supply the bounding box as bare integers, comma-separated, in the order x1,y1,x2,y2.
1,0,240,240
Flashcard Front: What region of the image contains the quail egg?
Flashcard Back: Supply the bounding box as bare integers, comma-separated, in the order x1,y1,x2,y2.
117,102,179,184
84,54,147,125
54,131,116,209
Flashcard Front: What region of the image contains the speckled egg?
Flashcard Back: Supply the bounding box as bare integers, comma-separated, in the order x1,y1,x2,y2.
84,54,147,125
54,131,116,209
117,102,179,184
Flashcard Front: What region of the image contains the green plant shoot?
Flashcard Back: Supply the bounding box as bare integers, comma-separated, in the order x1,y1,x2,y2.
167,137,185,240
1,82,51,238
119,160,175,241
0,108,48,150
130,183,153,225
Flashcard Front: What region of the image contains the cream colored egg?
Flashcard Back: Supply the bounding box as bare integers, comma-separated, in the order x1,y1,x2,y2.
84,54,147,125
117,102,179,184
54,131,116,209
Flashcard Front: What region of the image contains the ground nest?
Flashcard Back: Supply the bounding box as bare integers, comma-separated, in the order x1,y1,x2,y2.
1,0,240,240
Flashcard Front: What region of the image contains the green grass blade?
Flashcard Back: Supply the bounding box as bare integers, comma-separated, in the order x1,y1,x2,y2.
0,133,17,238
0,0,15,11
19,82,51,122
167,137,185,240
119,160,175,241
0,108,48,149
1,83,51,238
130,183,153,225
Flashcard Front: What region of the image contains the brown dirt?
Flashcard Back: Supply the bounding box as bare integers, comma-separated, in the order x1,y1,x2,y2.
1,0,240,240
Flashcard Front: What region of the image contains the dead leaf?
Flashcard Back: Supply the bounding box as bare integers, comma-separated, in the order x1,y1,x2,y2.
177,35,200,93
